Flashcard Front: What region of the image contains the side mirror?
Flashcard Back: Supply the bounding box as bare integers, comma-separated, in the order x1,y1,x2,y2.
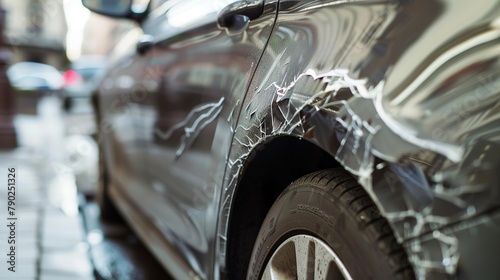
81,0,150,21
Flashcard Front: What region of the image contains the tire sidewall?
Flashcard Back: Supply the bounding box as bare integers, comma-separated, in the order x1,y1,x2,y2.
247,183,394,280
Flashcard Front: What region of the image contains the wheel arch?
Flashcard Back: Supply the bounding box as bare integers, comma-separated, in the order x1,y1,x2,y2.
225,135,341,278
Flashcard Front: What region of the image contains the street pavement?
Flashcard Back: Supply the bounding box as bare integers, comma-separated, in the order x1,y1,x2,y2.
0,96,94,280
0,96,170,280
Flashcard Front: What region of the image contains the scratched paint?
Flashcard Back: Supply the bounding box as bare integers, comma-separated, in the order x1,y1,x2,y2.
216,1,500,278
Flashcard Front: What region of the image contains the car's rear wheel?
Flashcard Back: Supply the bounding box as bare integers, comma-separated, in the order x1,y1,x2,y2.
247,168,415,280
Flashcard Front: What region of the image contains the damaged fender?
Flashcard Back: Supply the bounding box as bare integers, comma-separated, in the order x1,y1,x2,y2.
218,0,500,279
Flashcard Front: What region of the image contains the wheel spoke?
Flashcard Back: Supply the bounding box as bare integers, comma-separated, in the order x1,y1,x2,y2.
261,235,353,280
261,263,274,280
314,240,333,280
294,235,315,280
265,239,297,280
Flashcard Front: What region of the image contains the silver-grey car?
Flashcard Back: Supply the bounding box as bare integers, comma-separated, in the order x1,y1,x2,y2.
85,0,500,279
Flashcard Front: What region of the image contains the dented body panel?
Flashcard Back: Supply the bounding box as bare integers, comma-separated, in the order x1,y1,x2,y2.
95,0,500,279
220,0,500,279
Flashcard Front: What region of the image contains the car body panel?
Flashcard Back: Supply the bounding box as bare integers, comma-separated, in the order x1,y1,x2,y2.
98,43,149,189
216,0,500,279
98,0,279,278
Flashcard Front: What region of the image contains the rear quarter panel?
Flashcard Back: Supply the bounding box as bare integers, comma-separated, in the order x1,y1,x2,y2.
219,0,500,279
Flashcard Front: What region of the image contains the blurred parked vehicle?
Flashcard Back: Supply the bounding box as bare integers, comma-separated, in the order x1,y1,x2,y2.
7,61,63,114
62,55,108,111
7,61,63,92
85,0,500,279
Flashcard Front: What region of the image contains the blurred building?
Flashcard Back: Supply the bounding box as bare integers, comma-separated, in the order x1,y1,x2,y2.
1,0,67,68
1,0,136,69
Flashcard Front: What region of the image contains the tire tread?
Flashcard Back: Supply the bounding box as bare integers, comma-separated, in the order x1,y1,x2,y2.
290,168,415,279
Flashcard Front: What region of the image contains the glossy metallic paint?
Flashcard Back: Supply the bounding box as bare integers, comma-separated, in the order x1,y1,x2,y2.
98,0,279,278
220,0,500,278
95,0,500,279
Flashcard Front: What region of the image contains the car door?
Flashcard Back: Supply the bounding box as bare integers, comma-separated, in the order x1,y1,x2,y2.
98,26,150,199
128,0,278,277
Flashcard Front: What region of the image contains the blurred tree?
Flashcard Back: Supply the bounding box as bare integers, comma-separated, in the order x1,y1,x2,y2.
0,6,17,149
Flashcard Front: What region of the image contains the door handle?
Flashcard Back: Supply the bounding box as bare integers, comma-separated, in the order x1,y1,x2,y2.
217,0,264,28
136,34,154,55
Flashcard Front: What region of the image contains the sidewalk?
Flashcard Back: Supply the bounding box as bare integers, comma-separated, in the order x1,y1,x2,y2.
0,97,95,280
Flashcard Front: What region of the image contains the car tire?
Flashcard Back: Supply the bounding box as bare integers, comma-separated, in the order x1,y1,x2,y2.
247,168,415,280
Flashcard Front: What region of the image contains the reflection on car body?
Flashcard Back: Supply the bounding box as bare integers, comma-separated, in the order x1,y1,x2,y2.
85,0,500,279
62,55,108,110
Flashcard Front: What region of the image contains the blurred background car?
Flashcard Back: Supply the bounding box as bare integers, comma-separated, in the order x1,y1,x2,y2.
7,61,64,114
7,61,64,91
62,55,107,111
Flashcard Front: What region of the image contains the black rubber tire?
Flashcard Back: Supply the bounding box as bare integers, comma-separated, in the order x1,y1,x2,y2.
247,168,415,280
